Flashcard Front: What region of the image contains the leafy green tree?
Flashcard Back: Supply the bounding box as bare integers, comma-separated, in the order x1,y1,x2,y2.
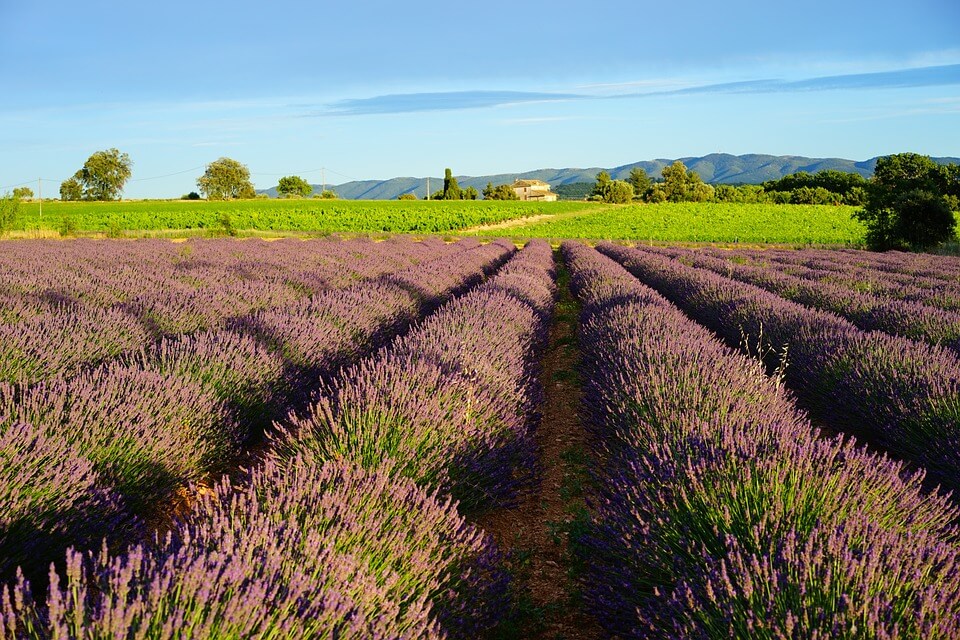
713,184,743,203
0,193,20,235
627,167,650,198
442,168,462,201
483,183,519,200
658,160,712,203
661,161,688,202
855,153,958,251
181,191,201,200
462,185,479,200
739,185,767,203
12,187,33,200
397,193,418,200
606,180,634,204
59,178,83,201
592,171,612,200
646,184,667,203
689,181,715,203
319,189,338,199
197,158,256,200
68,148,133,200
843,186,868,206
276,175,313,198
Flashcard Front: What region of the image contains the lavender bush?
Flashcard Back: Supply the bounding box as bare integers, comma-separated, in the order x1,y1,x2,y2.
563,241,960,638
644,244,960,353
1,458,506,639
0,421,132,582
0,363,240,511
274,240,555,512
598,242,960,493
131,329,288,440
0,237,459,384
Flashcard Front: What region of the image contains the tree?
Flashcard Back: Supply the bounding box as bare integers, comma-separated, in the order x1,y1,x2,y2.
855,153,958,251
398,193,418,200
661,161,688,202
592,171,612,200
443,168,462,201
606,180,634,204
68,148,133,201
0,193,20,235
181,191,201,200
59,178,83,201
646,184,667,203
276,175,313,198
462,185,479,200
713,184,743,203
12,187,33,200
319,189,338,199
483,182,519,200
627,168,650,198
658,160,712,203
197,158,256,200
688,181,715,203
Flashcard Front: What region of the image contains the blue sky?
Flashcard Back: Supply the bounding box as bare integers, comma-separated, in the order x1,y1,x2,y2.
1,0,959,198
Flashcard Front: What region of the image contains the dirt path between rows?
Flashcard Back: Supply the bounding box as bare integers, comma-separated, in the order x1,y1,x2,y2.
476,256,603,639
462,213,559,233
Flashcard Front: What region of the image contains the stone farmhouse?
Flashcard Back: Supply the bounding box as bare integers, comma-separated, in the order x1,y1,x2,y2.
511,179,558,202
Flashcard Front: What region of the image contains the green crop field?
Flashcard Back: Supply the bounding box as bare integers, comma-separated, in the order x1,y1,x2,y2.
9,199,869,245
469,202,868,246
11,199,592,236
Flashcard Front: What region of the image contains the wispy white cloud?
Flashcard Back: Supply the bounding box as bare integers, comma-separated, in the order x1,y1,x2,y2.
310,90,584,116
303,64,960,117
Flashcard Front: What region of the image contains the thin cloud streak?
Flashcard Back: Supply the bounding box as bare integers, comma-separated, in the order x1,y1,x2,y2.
316,90,585,116
311,64,960,116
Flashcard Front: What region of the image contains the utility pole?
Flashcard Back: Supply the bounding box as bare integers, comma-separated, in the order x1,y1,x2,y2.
38,178,42,219
426,176,430,200
321,168,326,195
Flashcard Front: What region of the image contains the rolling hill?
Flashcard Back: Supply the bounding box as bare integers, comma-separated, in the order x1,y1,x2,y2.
260,153,960,200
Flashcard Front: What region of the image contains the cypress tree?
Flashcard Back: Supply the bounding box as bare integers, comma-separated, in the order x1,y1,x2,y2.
443,168,462,200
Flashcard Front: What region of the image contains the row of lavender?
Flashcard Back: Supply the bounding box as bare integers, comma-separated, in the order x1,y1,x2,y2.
706,245,960,311
0,238,514,587
0,237,453,383
2,240,557,638
598,243,960,497
563,241,960,637
640,244,960,353
823,246,960,282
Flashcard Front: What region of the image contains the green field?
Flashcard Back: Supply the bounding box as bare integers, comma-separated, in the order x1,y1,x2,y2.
12,199,591,236
10,199,868,245
469,202,867,245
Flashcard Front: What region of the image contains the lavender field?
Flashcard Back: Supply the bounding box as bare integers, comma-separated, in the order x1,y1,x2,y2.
1,236,960,638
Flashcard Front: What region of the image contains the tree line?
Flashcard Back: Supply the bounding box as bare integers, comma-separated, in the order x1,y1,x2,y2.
582,154,959,251
583,162,870,206
52,151,339,202
4,150,958,251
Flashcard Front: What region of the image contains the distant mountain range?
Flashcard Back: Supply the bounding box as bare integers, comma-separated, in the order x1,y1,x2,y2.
259,153,960,200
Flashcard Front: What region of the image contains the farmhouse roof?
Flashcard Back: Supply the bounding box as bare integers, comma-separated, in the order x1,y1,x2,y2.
512,179,551,188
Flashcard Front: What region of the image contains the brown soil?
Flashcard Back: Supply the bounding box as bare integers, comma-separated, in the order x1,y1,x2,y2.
462,213,557,233
475,258,604,639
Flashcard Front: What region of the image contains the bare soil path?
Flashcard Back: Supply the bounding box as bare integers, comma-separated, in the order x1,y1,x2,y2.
476,254,603,639
462,213,559,233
